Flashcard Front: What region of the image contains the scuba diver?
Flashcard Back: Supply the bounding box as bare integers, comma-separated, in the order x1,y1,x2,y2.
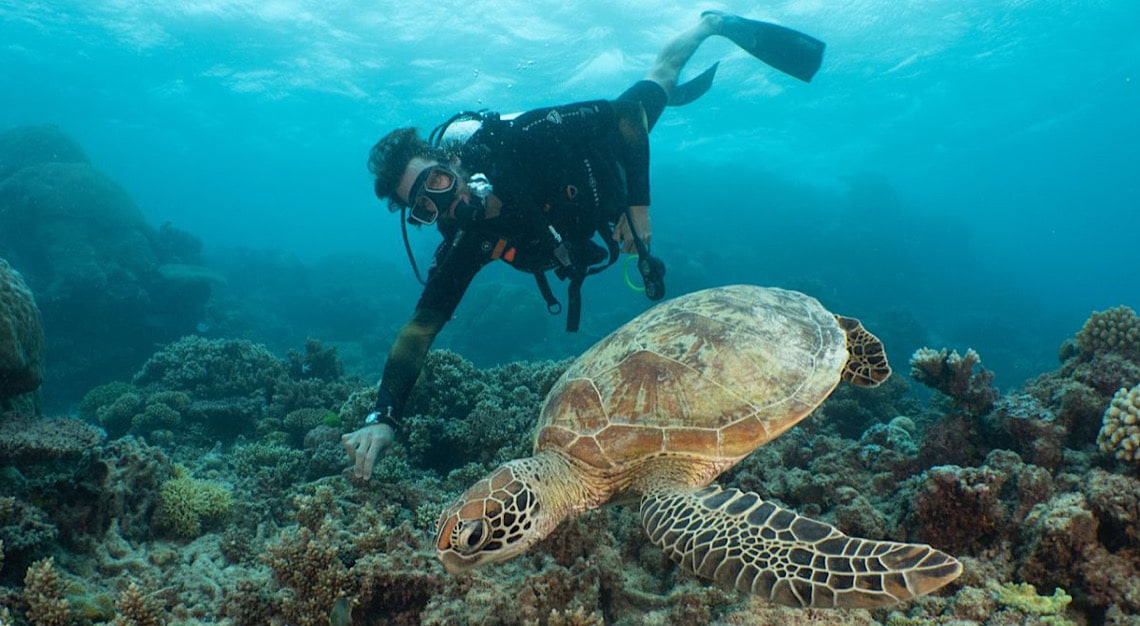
343,11,826,479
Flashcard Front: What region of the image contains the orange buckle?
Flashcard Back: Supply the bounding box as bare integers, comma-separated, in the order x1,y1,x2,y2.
491,239,507,260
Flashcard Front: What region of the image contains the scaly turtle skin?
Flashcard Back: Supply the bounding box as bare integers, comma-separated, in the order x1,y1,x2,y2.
436,285,961,608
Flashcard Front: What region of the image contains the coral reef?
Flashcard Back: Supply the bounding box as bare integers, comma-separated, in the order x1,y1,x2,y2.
1098,384,1140,467
0,257,44,409
133,336,285,401
4,301,1140,624
909,347,999,416
74,336,361,447
395,350,569,474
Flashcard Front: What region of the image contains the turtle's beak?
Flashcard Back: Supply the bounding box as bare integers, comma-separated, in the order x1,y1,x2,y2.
438,550,481,574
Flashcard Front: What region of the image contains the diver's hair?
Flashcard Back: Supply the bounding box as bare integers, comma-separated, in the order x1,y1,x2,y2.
367,128,449,204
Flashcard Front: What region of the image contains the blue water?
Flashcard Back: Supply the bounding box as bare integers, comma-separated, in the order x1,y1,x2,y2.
2,1,1138,397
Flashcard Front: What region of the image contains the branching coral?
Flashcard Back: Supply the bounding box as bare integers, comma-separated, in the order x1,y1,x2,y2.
909,347,998,416
110,581,166,626
397,351,569,473
1076,305,1140,360
132,336,285,400
282,408,335,437
153,466,233,539
22,557,70,626
286,338,344,382
249,494,442,626
1097,385,1140,467
993,581,1073,617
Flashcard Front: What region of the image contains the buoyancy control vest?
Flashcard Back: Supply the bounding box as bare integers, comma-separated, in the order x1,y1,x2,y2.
429,103,632,332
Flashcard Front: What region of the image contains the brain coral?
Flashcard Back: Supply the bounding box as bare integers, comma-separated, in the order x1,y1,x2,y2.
1097,385,1140,466
1077,306,1140,359
0,257,44,404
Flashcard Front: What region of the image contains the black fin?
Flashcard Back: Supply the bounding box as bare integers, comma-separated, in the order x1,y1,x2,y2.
705,11,826,83
668,62,719,107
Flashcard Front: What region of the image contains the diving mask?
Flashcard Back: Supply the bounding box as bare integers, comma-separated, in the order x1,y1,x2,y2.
405,164,459,226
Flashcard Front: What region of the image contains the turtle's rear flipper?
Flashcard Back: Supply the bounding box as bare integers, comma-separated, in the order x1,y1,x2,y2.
704,11,826,83
641,485,962,608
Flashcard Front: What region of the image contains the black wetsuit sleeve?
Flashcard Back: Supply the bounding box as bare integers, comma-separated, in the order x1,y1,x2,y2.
373,306,449,424
373,230,490,426
611,99,652,207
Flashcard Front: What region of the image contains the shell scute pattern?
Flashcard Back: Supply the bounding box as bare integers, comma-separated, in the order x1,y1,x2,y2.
536,287,847,468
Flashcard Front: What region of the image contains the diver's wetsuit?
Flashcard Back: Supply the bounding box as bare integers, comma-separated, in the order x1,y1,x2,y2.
374,81,668,424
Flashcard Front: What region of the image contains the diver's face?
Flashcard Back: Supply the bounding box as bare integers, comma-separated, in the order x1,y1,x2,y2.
397,157,468,224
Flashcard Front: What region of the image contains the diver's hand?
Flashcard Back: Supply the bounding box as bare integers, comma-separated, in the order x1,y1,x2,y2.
341,424,394,480
613,205,651,254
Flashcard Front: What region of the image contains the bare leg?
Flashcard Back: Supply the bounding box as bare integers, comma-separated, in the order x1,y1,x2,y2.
645,13,725,95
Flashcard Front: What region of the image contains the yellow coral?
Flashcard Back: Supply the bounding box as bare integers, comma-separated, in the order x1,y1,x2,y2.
154,466,233,538
993,582,1072,618
1076,305,1140,358
1097,385,1140,466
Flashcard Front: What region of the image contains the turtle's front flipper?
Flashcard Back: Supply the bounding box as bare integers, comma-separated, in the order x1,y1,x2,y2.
640,485,961,608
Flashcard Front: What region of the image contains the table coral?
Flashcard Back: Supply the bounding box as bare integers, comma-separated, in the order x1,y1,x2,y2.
1097,385,1140,467
0,257,43,407
0,414,105,464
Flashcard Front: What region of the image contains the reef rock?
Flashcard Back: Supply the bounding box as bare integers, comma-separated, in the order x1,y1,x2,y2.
0,257,43,406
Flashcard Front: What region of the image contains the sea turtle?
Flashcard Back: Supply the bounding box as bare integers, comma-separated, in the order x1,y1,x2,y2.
436,285,961,608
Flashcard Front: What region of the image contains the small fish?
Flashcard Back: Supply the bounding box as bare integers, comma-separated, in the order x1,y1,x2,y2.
329,596,354,626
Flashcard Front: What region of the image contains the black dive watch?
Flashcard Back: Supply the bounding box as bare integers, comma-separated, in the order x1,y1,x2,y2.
367,388,400,430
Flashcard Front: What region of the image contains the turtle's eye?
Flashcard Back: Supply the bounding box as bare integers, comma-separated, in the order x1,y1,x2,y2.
454,519,488,554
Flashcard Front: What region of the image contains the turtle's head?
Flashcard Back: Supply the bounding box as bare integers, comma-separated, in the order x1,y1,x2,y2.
436,459,558,573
